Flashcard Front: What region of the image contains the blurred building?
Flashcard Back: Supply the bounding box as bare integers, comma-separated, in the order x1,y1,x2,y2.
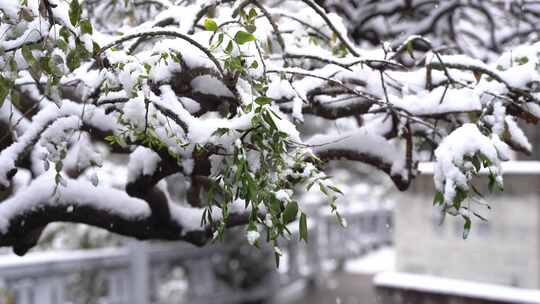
393,162,540,289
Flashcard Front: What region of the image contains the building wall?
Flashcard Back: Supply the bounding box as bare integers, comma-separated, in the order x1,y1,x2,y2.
394,172,540,289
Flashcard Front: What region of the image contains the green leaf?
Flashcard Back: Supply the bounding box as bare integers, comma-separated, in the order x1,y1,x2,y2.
224,40,233,54
21,45,41,80
40,55,53,75
453,187,468,209
299,213,308,242
255,96,272,106
79,19,93,35
488,173,503,193
75,38,91,59
478,153,492,167
212,127,230,137
0,75,11,107
60,27,71,41
247,176,257,202
203,19,218,32
66,50,81,71
516,56,529,65
269,196,282,215
262,111,277,130
433,191,444,206
319,183,328,196
248,8,257,19
9,88,19,107
234,31,256,45
21,45,36,65
282,201,298,224
228,56,243,71
69,0,82,26
55,161,64,172
405,41,415,59
142,64,152,76
8,56,17,71
266,36,273,52
57,39,68,52
462,215,471,239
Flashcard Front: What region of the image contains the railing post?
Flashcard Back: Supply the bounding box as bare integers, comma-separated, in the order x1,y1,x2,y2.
129,241,150,304
306,222,322,288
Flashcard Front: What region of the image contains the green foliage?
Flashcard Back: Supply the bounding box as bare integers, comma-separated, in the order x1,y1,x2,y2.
515,56,529,65
4,0,520,257
203,18,218,32
299,213,308,242
66,50,81,71
80,19,93,35
282,201,298,224
200,96,342,264
0,75,11,107
462,215,471,239
234,31,256,45
434,151,504,239
433,191,444,206
69,0,82,26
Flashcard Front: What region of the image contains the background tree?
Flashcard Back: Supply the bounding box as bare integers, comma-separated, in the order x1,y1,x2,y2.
0,0,538,257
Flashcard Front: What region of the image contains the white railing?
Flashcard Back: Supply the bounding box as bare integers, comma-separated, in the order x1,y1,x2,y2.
0,206,392,304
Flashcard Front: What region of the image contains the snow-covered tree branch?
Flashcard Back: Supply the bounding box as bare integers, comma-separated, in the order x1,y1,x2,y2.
0,0,538,255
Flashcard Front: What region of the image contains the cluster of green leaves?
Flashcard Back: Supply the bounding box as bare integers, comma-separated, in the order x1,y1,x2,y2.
198,7,348,262
433,152,501,239
203,104,300,263
44,133,74,193
0,0,98,107
495,54,540,73
205,9,258,78
0,75,14,109
105,111,188,164
3,1,346,257
203,97,344,265
0,41,31,107
330,33,349,57
64,0,99,73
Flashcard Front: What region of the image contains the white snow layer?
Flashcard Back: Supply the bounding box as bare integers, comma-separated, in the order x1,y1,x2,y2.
0,102,118,188
433,124,508,202
127,147,162,182
0,173,151,233
374,272,540,304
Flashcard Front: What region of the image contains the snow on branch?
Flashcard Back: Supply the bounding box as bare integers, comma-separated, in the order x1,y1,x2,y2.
0,171,251,255
0,0,538,253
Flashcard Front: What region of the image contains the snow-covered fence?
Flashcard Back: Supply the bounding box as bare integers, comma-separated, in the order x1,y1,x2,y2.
0,207,392,304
